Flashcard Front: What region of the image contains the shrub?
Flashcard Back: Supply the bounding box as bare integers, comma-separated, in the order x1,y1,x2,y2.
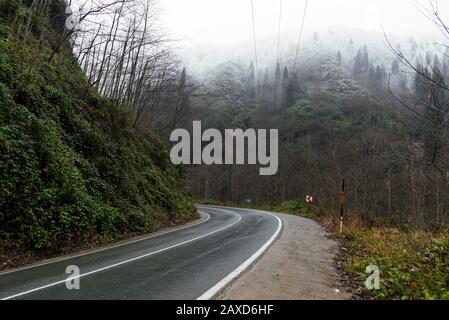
278,199,318,218
0,1,196,264
346,228,449,300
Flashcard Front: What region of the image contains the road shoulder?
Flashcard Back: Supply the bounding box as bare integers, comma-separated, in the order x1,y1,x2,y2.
217,212,352,300
0,211,208,274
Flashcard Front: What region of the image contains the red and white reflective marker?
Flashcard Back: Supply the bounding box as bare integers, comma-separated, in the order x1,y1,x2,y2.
306,195,313,203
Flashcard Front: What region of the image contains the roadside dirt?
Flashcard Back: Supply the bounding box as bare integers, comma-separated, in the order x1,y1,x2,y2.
217,212,352,300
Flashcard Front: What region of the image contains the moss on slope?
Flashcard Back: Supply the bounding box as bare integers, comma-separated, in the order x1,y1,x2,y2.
0,0,196,262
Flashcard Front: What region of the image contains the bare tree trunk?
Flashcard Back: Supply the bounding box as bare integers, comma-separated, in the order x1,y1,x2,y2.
387,168,392,217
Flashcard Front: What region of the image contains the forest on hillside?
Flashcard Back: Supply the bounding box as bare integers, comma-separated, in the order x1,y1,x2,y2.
171,8,449,230
0,0,448,265
0,0,195,263
32,0,449,230
0,0,448,301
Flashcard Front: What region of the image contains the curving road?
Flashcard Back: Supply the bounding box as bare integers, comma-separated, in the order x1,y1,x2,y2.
0,206,281,300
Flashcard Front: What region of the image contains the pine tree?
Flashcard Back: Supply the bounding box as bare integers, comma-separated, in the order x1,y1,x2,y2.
443,47,449,69
408,37,418,55
374,65,384,89
433,55,442,73
432,55,445,109
274,62,281,108
425,51,432,65
247,62,256,100
337,51,342,65
281,66,289,108
368,64,375,85
261,68,273,107
353,46,369,77
381,66,387,81
353,48,363,75
399,73,408,93
391,59,400,75
285,71,301,109
414,61,430,101
362,45,369,72
275,62,281,80
353,49,363,75
172,67,189,130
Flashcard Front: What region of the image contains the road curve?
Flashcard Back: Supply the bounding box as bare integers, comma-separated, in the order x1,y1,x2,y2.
0,206,281,300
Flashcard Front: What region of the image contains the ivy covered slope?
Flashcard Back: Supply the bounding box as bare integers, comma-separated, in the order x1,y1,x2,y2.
0,0,196,264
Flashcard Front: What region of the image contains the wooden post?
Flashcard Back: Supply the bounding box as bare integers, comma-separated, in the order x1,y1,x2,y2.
340,179,345,233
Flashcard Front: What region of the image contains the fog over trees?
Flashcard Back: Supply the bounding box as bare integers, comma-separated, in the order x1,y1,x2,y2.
168,3,448,229
57,0,449,229
3,0,449,301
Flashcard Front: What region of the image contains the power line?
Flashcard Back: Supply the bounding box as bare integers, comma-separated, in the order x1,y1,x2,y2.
250,0,260,100
273,0,283,108
275,0,282,66
293,0,309,71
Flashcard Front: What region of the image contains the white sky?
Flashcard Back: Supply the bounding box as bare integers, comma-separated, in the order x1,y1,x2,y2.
159,0,449,47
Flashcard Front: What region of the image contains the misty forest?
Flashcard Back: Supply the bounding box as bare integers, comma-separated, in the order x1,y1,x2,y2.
1,0,449,300
175,5,449,230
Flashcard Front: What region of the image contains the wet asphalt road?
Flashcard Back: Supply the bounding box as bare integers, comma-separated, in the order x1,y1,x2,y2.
0,205,280,300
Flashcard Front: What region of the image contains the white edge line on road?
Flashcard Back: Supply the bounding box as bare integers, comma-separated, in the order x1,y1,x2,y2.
0,209,210,276
1,210,241,300
196,208,282,300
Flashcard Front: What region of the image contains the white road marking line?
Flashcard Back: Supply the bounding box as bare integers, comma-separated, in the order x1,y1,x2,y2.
1,210,240,300
196,207,282,300
0,210,210,276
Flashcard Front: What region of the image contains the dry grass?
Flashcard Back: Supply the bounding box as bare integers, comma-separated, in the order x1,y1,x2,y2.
326,217,449,300
197,199,449,299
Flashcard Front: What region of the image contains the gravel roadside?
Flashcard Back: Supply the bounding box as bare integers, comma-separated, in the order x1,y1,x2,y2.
217,212,352,300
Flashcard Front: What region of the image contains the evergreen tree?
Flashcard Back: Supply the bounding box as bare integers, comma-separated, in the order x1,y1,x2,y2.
408,37,418,55
275,62,281,81
381,66,387,81
361,45,369,72
172,67,189,130
246,62,256,100
336,51,342,65
274,62,282,108
353,46,369,76
433,55,442,73
353,48,363,75
391,59,400,75
432,56,445,109
443,47,449,69
347,38,354,53
261,68,273,107
281,66,289,108
285,71,301,109
425,51,432,65
374,65,384,89
414,61,430,101
399,73,408,93
367,64,375,85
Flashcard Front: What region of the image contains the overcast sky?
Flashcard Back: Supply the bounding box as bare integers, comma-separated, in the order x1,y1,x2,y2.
159,0,449,47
